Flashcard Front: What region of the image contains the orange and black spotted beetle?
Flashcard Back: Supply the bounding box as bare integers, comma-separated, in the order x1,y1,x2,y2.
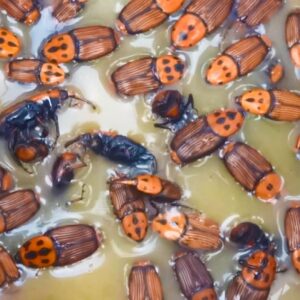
173,251,217,300
170,108,244,165
117,0,185,35
0,0,40,25
221,142,283,201
285,204,300,273
0,28,21,59
111,55,185,96
206,35,271,85
226,247,277,300
17,224,102,268
0,189,40,233
41,25,120,64
0,246,20,287
236,88,300,122
286,10,300,68
0,166,14,193
5,59,66,86
128,261,163,300
109,178,148,242
52,0,88,23
171,0,233,49
152,206,221,250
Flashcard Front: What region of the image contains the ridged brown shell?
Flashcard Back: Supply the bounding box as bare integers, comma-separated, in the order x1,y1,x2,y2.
285,207,300,253
52,0,87,22
0,166,14,193
0,246,19,287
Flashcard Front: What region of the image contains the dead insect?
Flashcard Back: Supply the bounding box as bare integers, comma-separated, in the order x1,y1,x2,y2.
111,55,185,96
267,62,284,85
52,132,157,188
41,25,120,64
206,35,271,85
0,246,20,287
295,135,300,157
221,142,283,201
117,0,184,35
152,206,221,250
52,0,88,22
16,224,102,268
286,10,300,67
236,88,300,121
0,189,40,233
115,174,182,202
226,247,277,300
152,90,196,131
0,0,40,25
5,59,66,86
236,0,282,28
128,261,163,300
171,0,233,48
0,27,21,59
230,222,270,250
109,179,148,242
0,166,14,193
284,205,300,273
173,251,217,300
170,108,244,166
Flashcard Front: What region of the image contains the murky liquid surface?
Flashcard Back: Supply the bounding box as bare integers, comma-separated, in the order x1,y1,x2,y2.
0,0,300,299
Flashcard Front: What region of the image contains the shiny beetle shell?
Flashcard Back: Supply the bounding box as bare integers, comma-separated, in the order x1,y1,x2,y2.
174,251,217,300
171,0,233,48
52,0,88,22
236,88,300,121
221,142,283,201
206,35,270,85
111,55,185,96
285,205,300,273
0,0,40,25
5,59,65,86
0,189,40,233
17,224,101,268
41,25,119,63
152,207,221,250
286,11,300,67
237,0,282,27
117,0,184,35
0,28,21,59
226,249,276,300
170,108,244,165
0,166,14,193
0,246,20,287
109,180,148,242
129,261,163,300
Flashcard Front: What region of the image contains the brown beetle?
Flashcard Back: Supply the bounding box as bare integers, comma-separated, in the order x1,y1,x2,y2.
173,251,217,300
206,35,271,85
0,189,40,233
52,0,88,22
171,0,233,48
5,59,66,86
267,62,284,85
296,135,300,155
0,246,20,287
0,0,40,25
117,0,184,35
109,179,148,242
221,142,283,201
236,88,300,122
128,261,163,300
285,205,300,273
115,174,182,202
152,206,221,250
17,224,102,268
286,10,300,67
226,247,277,300
41,25,120,64
170,108,244,165
0,27,22,59
0,166,14,193
111,55,185,96
236,0,282,28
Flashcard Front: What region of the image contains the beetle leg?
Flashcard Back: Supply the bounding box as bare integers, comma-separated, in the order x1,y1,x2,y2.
66,183,87,206
154,120,172,130
68,92,97,110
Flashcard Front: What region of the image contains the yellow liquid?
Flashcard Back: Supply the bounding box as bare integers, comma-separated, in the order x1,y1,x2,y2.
0,0,300,299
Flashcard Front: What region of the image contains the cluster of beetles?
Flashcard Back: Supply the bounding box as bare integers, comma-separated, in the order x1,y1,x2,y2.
0,0,299,299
